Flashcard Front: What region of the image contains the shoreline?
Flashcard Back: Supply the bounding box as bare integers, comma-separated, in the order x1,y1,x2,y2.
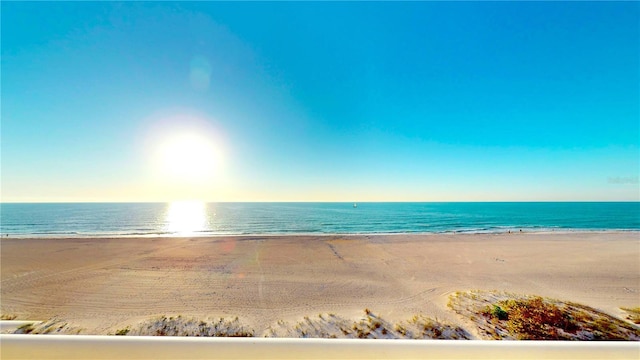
2,228,639,240
1,232,639,336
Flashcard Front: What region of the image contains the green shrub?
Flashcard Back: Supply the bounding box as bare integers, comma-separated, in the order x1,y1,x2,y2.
491,306,509,320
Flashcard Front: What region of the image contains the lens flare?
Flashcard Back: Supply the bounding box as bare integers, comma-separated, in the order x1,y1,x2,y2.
189,56,212,91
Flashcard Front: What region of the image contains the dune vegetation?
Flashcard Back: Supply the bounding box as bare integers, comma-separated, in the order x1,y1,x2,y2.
448,290,640,340
6,291,639,340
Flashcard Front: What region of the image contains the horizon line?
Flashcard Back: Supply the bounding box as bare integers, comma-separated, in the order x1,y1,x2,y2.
1,200,639,204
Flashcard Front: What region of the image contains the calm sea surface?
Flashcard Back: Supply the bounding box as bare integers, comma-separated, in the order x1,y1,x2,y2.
0,202,638,238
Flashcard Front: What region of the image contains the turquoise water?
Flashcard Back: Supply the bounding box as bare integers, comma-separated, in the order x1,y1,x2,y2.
0,202,638,238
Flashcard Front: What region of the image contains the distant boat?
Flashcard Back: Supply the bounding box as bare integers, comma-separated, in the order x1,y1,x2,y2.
353,203,357,208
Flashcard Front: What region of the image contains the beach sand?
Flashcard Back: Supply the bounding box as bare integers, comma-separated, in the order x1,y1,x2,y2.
1,232,638,336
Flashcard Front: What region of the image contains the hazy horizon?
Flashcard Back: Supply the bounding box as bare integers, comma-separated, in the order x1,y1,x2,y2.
2,2,638,202
2,200,639,205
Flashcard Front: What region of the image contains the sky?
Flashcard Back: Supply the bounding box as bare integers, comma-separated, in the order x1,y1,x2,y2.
2,1,639,202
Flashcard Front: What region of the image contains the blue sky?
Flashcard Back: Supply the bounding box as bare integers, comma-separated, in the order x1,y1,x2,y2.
2,1,638,202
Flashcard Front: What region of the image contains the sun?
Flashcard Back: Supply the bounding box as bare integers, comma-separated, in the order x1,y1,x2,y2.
155,132,220,182
144,112,226,195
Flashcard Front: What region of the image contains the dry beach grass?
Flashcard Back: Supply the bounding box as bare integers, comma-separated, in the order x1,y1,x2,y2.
448,290,640,340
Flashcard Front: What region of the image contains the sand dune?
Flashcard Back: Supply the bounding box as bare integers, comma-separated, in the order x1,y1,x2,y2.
1,232,638,335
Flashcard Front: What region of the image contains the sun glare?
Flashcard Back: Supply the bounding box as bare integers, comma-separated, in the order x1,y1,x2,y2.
155,132,220,183
165,201,207,235
144,113,228,200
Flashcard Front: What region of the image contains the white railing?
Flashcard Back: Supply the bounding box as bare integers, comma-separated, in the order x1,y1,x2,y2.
1,335,638,360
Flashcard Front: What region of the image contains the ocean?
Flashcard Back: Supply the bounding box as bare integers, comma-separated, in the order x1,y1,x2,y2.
1,202,638,238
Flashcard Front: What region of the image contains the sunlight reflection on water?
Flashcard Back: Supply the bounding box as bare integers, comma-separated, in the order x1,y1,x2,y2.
165,201,207,235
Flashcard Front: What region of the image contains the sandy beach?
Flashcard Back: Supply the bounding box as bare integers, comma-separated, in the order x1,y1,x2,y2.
1,232,638,336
